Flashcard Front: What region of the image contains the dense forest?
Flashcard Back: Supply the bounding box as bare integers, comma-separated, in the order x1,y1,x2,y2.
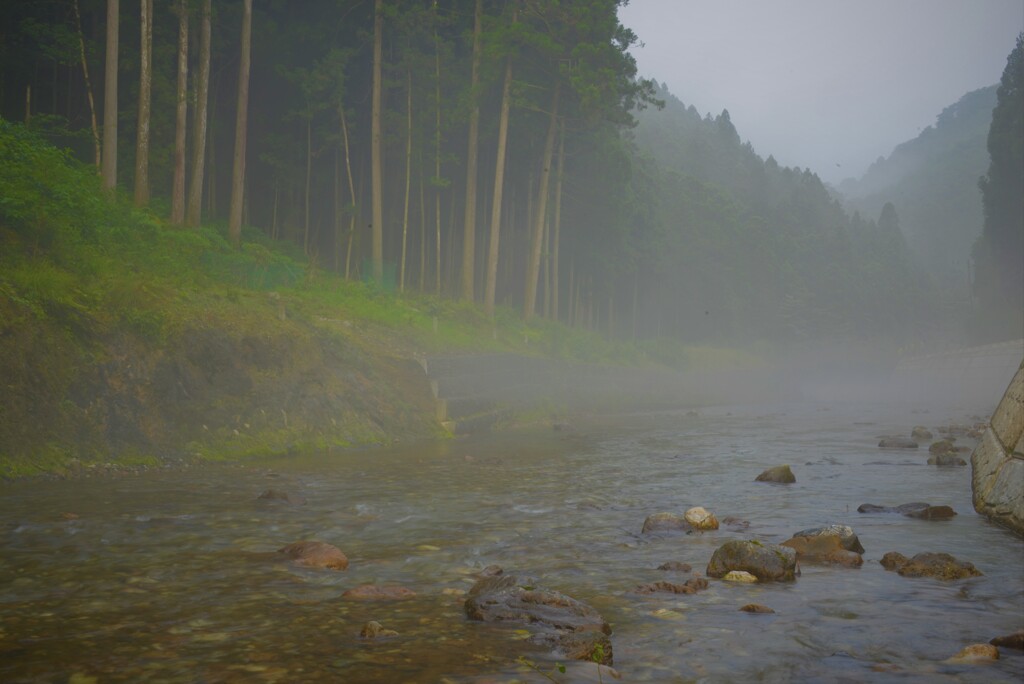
840,86,996,296
1,1,1020,348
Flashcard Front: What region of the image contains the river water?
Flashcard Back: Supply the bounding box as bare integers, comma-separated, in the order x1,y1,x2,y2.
1,399,1022,683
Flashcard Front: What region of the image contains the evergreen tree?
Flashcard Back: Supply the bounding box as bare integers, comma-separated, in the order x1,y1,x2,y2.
975,33,1024,340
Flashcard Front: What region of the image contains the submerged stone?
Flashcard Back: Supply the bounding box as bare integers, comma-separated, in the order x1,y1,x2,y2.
880,551,982,580
277,540,348,570
878,437,918,449
464,574,612,665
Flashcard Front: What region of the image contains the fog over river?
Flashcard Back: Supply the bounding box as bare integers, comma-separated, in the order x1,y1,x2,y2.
2,396,1022,682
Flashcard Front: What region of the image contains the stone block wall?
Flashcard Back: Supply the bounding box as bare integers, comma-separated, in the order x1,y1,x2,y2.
971,360,1024,536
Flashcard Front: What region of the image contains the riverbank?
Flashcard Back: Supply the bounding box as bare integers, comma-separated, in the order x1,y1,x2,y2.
3,121,761,479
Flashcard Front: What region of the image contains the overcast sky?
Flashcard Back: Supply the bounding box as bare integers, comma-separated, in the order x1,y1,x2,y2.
617,0,1024,185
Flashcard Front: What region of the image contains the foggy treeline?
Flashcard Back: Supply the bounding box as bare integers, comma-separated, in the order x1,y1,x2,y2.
2,1,1020,349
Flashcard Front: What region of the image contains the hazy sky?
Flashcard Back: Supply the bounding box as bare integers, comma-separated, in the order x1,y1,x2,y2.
618,0,1024,185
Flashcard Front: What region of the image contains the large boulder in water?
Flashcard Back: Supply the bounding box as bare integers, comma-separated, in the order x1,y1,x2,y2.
464,574,612,665
277,540,348,570
784,524,865,553
781,525,865,566
880,551,983,580
642,512,689,533
755,465,796,483
706,540,797,582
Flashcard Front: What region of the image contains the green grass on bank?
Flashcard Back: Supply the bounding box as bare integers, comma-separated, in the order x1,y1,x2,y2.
0,118,761,369
0,119,764,477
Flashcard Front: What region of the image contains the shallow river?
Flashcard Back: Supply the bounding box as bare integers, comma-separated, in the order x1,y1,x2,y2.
2,400,1022,683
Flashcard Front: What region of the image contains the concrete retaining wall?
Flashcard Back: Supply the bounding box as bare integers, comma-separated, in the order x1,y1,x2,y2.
971,360,1024,536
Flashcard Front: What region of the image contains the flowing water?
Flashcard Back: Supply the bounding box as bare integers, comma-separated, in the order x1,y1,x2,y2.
2,400,1022,683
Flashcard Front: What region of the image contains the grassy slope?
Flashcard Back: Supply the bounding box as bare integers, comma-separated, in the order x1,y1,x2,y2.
0,122,614,477
0,120,758,478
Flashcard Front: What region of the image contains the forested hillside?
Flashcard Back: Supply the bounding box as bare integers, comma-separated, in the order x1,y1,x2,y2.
839,86,997,294
1,0,955,352
628,85,931,345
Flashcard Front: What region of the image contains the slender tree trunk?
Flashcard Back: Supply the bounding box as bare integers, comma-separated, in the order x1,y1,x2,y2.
101,0,119,191
433,13,442,295
370,0,384,282
25,84,31,124
551,119,565,322
170,0,188,223
304,119,311,254
542,209,550,318
484,56,513,317
186,0,211,226
523,84,560,321
73,0,101,169
400,70,412,292
419,161,426,292
338,104,357,281
460,0,483,301
133,0,152,206
228,0,252,247
333,149,341,271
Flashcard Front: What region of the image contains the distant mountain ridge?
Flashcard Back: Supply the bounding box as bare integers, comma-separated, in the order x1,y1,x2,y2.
838,85,997,286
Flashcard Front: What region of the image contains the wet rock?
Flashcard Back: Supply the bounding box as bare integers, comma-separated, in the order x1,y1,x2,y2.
359,621,399,638
657,561,692,572
927,453,967,466
928,439,955,456
257,489,305,505
684,506,719,531
911,426,933,440
780,534,858,566
739,604,775,613
857,502,957,520
706,540,798,582
880,551,983,580
947,643,999,663
342,585,417,600
721,516,751,530
277,541,348,570
634,578,708,595
787,524,865,553
878,437,918,449
990,630,1024,650
722,570,758,583
464,574,612,665
642,512,689,533
754,465,796,484
479,564,504,577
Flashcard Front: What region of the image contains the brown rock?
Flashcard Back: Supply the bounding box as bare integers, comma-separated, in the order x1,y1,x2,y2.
258,489,305,505
634,578,708,595
277,541,348,570
880,551,982,580
342,585,417,600
359,621,399,638
948,643,999,663
684,506,719,530
990,630,1024,650
642,512,689,533
739,604,775,613
755,465,796,483
657,561,692,572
